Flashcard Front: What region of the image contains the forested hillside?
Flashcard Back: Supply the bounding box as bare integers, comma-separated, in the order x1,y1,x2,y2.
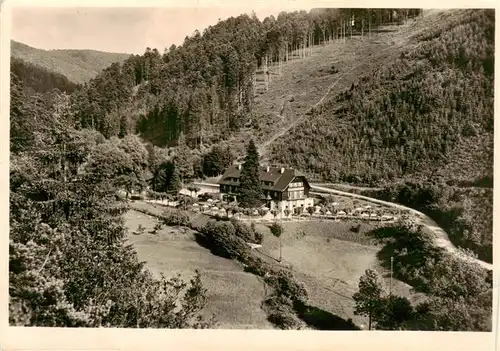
270,9,493,186
9,7,494,330
11,40,131,84
68,9,423,146
267,9,494,262
10,57,79,95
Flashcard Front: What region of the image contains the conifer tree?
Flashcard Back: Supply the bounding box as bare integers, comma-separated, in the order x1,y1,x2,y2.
173,133,194,182
169,166,182,194
239,139,262,208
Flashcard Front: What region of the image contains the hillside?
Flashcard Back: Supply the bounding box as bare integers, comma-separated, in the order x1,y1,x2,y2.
65,9,423,144
262,9,494,262
268,9,494,186
11,40,131,84
9,7,493,332
223,13,441,161
11,56,79,95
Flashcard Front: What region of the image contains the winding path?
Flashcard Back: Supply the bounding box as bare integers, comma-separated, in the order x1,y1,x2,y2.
309,184,493,271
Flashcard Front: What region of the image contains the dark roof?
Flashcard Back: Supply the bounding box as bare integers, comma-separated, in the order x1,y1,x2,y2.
218,165,310,192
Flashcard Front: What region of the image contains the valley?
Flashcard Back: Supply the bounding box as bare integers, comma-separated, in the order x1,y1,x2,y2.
9,7,493,333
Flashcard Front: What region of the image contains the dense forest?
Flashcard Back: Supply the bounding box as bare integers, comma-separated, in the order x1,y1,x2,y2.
68,9,423,146
270,9,493,186
10,57,80,95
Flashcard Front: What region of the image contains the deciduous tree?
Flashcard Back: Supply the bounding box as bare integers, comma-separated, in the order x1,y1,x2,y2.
352,269,385,330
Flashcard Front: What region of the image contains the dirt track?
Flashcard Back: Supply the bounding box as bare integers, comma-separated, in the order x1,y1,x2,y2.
310,184,493,271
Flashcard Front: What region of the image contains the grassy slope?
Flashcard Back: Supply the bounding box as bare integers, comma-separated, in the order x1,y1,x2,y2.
11,40,131,84
126,201,422,329
124,208,273,329
252,220,425,328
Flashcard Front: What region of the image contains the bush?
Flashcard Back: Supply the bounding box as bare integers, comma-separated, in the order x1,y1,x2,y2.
160,210,191,227
351,223,362,233
201,221,249,259
242,255,271,276
254,231,264,244
267,311,301,330
230,218,256,243
265,270,308,304
264,294,302,330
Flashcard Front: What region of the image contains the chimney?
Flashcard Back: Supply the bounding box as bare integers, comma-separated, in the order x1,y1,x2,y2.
266,166,270,172
280,167,285,174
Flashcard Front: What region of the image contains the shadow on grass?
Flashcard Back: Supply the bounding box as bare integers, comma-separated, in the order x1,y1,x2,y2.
366,226,400,241
294,302,360,330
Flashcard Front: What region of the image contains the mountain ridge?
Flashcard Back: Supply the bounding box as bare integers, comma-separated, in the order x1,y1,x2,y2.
11,40,132,84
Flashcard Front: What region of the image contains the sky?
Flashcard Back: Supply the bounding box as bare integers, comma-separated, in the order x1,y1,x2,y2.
11,5,312,54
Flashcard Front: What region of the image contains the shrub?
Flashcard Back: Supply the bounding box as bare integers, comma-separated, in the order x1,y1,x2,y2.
150,223,163,234
230,218,256,243
265,270,308,304
134,224,145,235
267,311,301,330
263,290,303,330
242,255,271,276
351,224,362,233
254,231,264,244
201,221,249,259
160,210,191,227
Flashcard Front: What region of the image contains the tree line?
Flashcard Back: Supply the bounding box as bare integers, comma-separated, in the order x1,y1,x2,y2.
10,57,80,95
68,8,423,147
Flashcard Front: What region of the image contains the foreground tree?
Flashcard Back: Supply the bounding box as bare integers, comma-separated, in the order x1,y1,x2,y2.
9,77,215,327
238,139,263,208
9,137,215,327
352,269,384,330
376,296,414,330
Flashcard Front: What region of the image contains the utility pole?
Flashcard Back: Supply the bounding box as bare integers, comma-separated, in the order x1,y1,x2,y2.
279,201,283,263
390,256,394,296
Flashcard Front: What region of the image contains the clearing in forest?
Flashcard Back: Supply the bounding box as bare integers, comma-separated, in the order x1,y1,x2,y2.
220,11,453,162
